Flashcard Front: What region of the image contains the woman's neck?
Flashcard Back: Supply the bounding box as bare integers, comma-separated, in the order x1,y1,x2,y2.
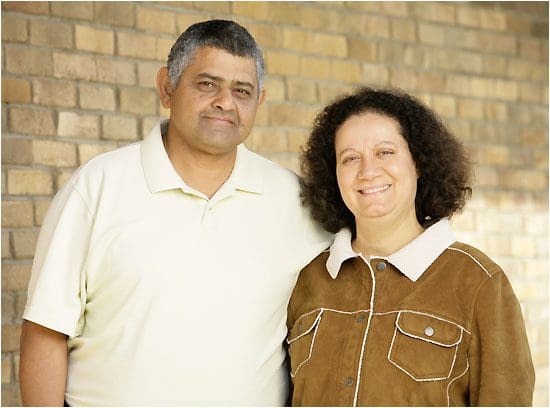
352,215,425,257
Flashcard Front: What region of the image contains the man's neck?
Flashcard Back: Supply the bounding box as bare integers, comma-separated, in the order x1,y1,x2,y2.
162,130,237,199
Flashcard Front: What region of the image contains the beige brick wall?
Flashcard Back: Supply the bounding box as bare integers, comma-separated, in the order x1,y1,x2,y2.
1,1,548,405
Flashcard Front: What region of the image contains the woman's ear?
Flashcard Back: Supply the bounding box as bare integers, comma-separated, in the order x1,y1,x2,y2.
156,67,172,109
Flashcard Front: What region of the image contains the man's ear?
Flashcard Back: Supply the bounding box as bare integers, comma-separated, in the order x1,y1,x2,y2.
257,87,266,107
156,67,172,109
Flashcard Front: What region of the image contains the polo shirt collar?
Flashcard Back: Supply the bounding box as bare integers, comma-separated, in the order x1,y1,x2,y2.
326,218,456,282
141,120,263,195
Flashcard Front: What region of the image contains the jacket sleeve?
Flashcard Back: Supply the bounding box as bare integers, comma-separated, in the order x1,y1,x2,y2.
467,271,535,406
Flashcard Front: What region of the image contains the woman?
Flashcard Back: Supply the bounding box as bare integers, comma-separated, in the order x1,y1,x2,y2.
287,88,534,406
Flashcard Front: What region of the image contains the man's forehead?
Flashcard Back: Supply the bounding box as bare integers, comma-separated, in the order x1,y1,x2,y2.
187,47,258,84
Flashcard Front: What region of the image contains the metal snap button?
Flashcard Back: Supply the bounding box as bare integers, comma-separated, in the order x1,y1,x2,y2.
343,376,354,386
376,261,386,271
356,315,365,323
424,326,435,337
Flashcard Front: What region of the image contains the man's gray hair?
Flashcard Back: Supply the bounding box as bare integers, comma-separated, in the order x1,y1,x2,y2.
167,20,265,92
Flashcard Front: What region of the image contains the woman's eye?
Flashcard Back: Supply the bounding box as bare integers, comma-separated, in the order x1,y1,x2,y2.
343,156,358,164
379,150,394,157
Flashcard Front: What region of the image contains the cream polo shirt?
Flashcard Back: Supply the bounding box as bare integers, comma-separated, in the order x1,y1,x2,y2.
24,120,332,406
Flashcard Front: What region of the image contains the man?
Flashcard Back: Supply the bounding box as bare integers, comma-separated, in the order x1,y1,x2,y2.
20,20,331,406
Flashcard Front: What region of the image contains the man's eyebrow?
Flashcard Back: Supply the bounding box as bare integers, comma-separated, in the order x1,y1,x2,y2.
195,73,255,90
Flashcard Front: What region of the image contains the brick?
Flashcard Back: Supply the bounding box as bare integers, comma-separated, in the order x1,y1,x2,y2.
136,6,175,34
156,37,174,62
519,37,542,60
412,2,455,23
102,115,138,141
3,294,15,323
268,103,319,128
287,129,309,154
390,68,418,91
17,293,28,319
75,25,114,54
263,77,285,101
331,60,362,83
2,233,11,259
300,57,332,80
57,169,76,190
348,14,390,38
521,127,546,147
286,78,317,103
480,10,507,31
7,169,53,195
520,83,544,104
265,51,300,76
524,213,548,236
318,83,355,105
1,262,32,292
450,210,475,232
493,79,519,101
53,53,96,81
265,2,301,25
78,142,118,165
506,14,533,35
484,102,508,122
51,1,94,19
2,138,33,165
117,32,157,59
12,230,39,259
138,62,161,88
511,237,537,258
282,29,347,58
119,88,157,115
2,356,12,384
79,84,116,111
142,117,164,139
9,108,55,136
2,324,21,352
431,95,456,118
2,14,28,42
457,99,484,120
96,58,136,85
2,1,49,14
176,13,214,35
33,140,77,167
483,55,509,77
391,19,416,42
2,201,34,228
445,27,481,51
232,2,270,20
58,112,100,139
5,47,53,76
480,33,517,55
30,19,73,49
483,145,511,166
348,38,378,62
300,6,342,32
192,1,231,13
1,383,22,407
532,149,548,171
500,169,547,191
2,78,31,104
32,79,76,108
457,6,481,27
245,127,287,153
418,23,445,46
34,199,52,226
362,63,390,86
94,2,135,27
378,43,406,65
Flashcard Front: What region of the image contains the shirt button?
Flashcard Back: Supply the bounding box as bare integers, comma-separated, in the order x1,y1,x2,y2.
356,315,365,323
343,377,354,386
376,261,386,271
424,326,435,337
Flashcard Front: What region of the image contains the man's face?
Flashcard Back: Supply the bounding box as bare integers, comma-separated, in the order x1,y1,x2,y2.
164,46,264,156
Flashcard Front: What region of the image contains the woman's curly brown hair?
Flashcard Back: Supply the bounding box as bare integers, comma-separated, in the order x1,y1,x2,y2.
300,87,472,233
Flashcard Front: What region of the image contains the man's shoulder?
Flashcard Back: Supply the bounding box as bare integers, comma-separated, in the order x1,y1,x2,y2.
244,148,300,184
73,141,142,182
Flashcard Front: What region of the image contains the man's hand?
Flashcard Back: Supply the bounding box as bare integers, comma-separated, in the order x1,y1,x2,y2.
20,320,68,406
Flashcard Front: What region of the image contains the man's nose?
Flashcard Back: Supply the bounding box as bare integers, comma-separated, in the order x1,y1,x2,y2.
212,88,235,111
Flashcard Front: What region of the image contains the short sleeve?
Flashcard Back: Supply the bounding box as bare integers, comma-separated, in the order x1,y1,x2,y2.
467,271,535,406
23,179,93,337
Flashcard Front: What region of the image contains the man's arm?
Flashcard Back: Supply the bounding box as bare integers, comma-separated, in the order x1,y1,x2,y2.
20,319,68,406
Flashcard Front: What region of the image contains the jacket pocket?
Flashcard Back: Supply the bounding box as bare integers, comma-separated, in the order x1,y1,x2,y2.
287,309,324,378
388,311,463,381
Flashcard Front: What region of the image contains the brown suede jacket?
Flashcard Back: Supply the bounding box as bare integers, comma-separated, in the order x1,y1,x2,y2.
287,220,534,406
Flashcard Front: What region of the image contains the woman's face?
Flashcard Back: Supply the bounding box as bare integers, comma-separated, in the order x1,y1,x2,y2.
335,111,419,227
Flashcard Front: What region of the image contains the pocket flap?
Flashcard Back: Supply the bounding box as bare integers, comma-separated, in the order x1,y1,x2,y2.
287,309,323,344
396,311,462,347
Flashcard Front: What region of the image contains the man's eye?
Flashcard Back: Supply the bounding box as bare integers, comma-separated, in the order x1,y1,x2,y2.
197,81,215,90
235,88,252,97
